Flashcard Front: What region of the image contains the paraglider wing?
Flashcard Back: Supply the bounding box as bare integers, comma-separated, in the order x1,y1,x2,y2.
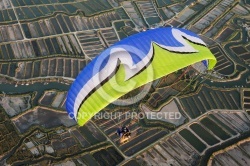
66,27,217,126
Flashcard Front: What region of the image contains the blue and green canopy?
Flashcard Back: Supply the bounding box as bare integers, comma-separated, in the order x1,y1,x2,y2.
66,27,217,126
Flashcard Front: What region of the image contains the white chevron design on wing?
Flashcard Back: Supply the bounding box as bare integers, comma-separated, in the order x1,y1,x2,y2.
73,28,206,120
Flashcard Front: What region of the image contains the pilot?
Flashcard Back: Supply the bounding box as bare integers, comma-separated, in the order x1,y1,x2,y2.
116,126,131,138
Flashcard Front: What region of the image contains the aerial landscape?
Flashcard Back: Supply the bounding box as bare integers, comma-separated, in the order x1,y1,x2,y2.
0,0,250,165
